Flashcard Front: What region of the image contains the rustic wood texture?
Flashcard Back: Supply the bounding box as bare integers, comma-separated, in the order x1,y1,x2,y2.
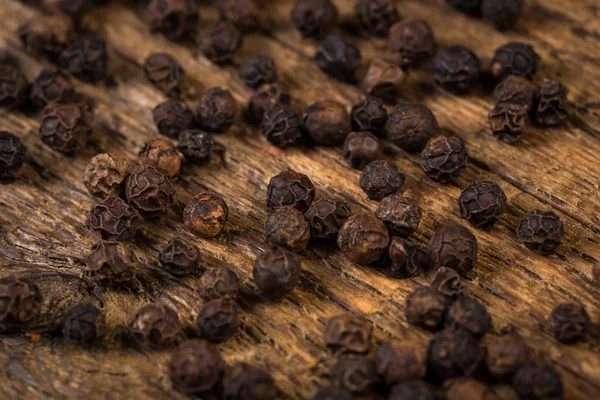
1,0,599,399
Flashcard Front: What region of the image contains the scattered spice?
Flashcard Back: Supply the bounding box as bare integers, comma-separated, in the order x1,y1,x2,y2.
90,195,143,242
493,75,536,111
30,68,76,110
427,328,483,381
0,64,28,109
385,103,439,152
535,79,568,126
220,0,262,32
253,246,302,299
420,135,468,183
177,130,224,164
430,267,465,301
86,241,137,286
196,298,240,342
432,45,481,93
198,267,240,301
385,237,429,278
247,83,291,124
375,193,422,237
291,0,338,38
0,276,42,331
324,314,372,354
481,0,524,30
359,58,407,102
376,340,426,385
260,106,303,148
39,102,93,154
143,53,185,95
491,42,540,81
343,131,384,170
351,97,388,136
169,339,224,395
146,0,199,40
446,297,492,337
139,138,181,177
125,165,176,217
512,360,563,400
488,103,529,144
241,54,277,89
59,35,108,83
62,303,105,346
405,286,447,330
389,380,436,400
197,21,243,64
222,362,279,400
387,19,436,68
83,153,129,199
265,206,311,252
486,332,531,379
516,210,564,255
304,100,351,146
196,87,238,133
332,355,379,394
458,181,508,227
359,159,405,200
159,237,200,276
0,131,27,181
337,211,390,265
550,303,589,344
184,192,229,238
152,99,196,138
267,169,315,213
304,198,351,240
316,36,362,82
428,222,478,275
130,303,181,347
354,0,400,36
18,15,73,60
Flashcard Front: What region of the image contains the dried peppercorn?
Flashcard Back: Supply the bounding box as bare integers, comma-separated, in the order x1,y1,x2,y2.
481,0,524,30
332,355,379,395
304,100,351,146
430,266,465,301
315,36,362,83
18,15,73,60
139,139,181,177
338,211,389,265
405,286,447,330
376,341,426,385
516,210,564,255
427,328,483,381
90,195,143,242
43,0,89,18
220,0,262,32
62,303,105,345
0,276,42,331
493,75,536,111
125,165,176,217
0,131,27,181
241,54,277,89
170,339,224,395
222,362,279,400
360,59,407,102
513,360,563,400
143,53,184,95
0,64,28,109
152,99,196,138
265,206,311,252
458,181,508,227
83,153,129,199
159,237,200,276
146,0,198,40
350,97,388,136
389,380,436,400
197,22,243,64
534,79,568,126
312,386,353,400
267,169,315,213
549,303,589,344
198,267,240,301
387,20,436,68
343,131,383,170
446,297,492,337
359,159,405,201
197,298,240,342
324,314,372,354
376,194,422,237
253,246,302,299
184,192,228,238
354,0,400,37
428,223,478,275
196,87,237,133
260,106,303,148
30,68,75,110
445,0,481,15
177,130,224,164
247,83,291,124
385,103,439,152
486,332,530,378
433,45,481,94
59,35,108,83
304,198,351,240
130,303,181,347
488,103,528,143
385,238,429,278
420,135,468,183
86,241,137,286
491,42,540,81
39,102,93,154
291,0,338,39
445,378,496,400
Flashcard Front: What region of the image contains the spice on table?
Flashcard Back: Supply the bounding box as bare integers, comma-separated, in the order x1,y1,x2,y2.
337,211,389,265
197,21,243,64
375,193,422,237
324,314,372,354
39,102,93,155
359,59,407,103
0,131,27,181
152,99,195,138
62,303,105,346
376,340,426,385
83,153,129,199
350,97,388,136
59,35,108,83
385,103,439,152
90,195,143,242
387,19,436,68
220,0,262,32
241,54,277,89
491,42,540,81
516,210,564,255
486,331,531,379
359,159,405,200
139,139,181,176
445,0,481,15
265,206,311,252
143,53,185,95
0,64,28,109
169,339,224,395
534,79,569,126
260,106,303,148
446,297,492,337
428,222,478,275
184,192,228,238
196,298,240,342
312,386,353,400
445,378,497,400
432,45,481,94
222,362,279,400
198,267,240,301
430,266,465,301
354,0,400,37
130,303,181,347
331,355,379,395
512,360,563,400
405,286,447,330
420,135,468,183
125,165,176,217
146,0,199,40
389,380,436,400
177,130,224,164
304,198,351,240
247,83,291,124
43,0,89,19
550,303,589,344
488,103,529,144
493,75,536,111
0,276,42,331
385,238,429,278
343,131,384,170
304,100,351,146
458,181,508,227
30,68,76,110
290,0,338,39
86,241,137,286
481,0,524,30
18,15,73,60
253,246,302,299
315,36,362,82
159,237,200,276
266,169,315,213
427,328,483,381
196,87,237,133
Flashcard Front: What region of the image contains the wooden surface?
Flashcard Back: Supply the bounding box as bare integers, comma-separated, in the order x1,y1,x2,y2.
1,0,599,399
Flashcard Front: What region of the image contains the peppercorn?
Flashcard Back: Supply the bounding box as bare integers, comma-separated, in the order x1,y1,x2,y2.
332,355,379,395
0,131,27,181
445,378,497,400
241,54,277,89
159,237,200,276
343,131,383,170
43,0,89,18
312,386,353,400
143,53,184,95
125,165,176,217
197,22,243,64
385,103,439,152
267,169,315,213
86,241,137,286
83,153,129,199
89,195,143,242
481,0,524,30
253,246,302,299
62,303,105,345
428,223,478,275
18,15,73,60
177,130,225,164
315,36,362,82
516,210,564,255
512,360,563,400
491,42,540,81
138,139,181,177
130,303,181,347
222,362,279,400
489,103,529,143
405,286,447,330
360,59,407,103
550,303,589,344
170,339,224,395
486,332,530,379
420,135,468,183
433,45,481,94
304,198,351,240
535,79,568,126
197,298,240,342
359,159,405,200
458,181,508,227
376,340,426,385
59,35,108,83
445,0,481,15
324,314,372,354
247,83,291,124
0,276,42,331
304,100,351,145
0,64,28,109
198,267,240,301
354,0,400,36
196,87,237,133
265,206,311,252
39,102,93,154
291,0,338,39
260,106,303,148
152,99,196,138
387,20,436,68
146,0,198,40
184,192,228,238
427,329,483,381
350,97,388,136
389,380,436,400
446,297,492,337
338,211,389,265
493,75,536,111
375,193,422,237
30,68,76,110
385,237,429,278
220,0,262,32
430,266,465,301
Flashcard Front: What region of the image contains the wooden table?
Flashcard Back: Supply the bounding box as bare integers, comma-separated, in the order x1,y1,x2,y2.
1,0,599,399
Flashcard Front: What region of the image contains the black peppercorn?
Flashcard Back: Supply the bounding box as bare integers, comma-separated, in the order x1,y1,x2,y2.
247,83,291,124
458,181,508,227
376,340,426,385
488,103,529,144
481,0,524,30
491,42,540,81
445,0,481,15
43,0,89,18
62,303,105,345
18,15,73,60
385,237,429,278
445,378,497,400
486,332,530,379
130,303,181,347
170,339,224,395
197,22,243,64
222,362,279,400
359,159,405,201
267,169,315,213
152,99,196,138
493,75,536,111
265,206,311,252
196,298,240,342
350,97,388,136
291,0,338,39
83,153,129,199
159,237,200,276
260,106,303,148
90,195,143,242
385,103,439,152
177,130,224,164
315,36,362,82
184,192,229,238
324,314,372,354
304,198,351,240
405,286,447,330
196,87,237,133
144,53,184,95
360,59,407,103
241,54,277,89
312,386,353,400
125,165,176,217
304,100,351,146
332,355,379,395
354,0,400,37
198,267,240,301
0,64,28,109
513,360,563,400
0,276,43,331
535,79,569,126
139,138,181,177
343,131,384,170
146,0,198,40
420,135,468,183
30,68,76,110
0,131,27,181
86,241,137,286
376,194,422,237
389,380,436,400
430,266,465,301
428,223,478,275
338,211,389,265
253,246,302,299
550,303,589,344
59,35,108,83
446,297,492,337
427,328,483,381
433,45,481,94
40,102,94,155
387,20,436,68
220,0,262,32
516,210,564,255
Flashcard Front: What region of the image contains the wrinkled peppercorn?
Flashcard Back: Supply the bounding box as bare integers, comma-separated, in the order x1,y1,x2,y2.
351,97,388,136
343,131,383,170
359,159,405,200
83,153,129,199
62,303,105,345
177,130,224,164
332,355,379,394
130,303,181,347
291,0,338,38
489,102,529,144
304,100,351,146
86,241,137,286
241,54,277,89
0,131,27,181
324,314,372,354
338,211,389,264
146,0,198,40
197,22,243,64
385,103,439,152
445,0,481,15
196,87,237,133
253,246,302,299
247,83,291,124
125,165,176,217
513,360,563,400
550,303,589,344
222,362,279,400
428,223,478,275
0,64,28,109
144,53,184,95
493,75,536,111
184,192,228,238
30,68,75,110
220,0,262,32
59,35,108,83
481,0,524,30
265,206,311,252
516,210,564,255
260,106,303,148
267,169,315,213
360,59,407,103
420,135,468,183
18,15,73,60
354,0,400,36
0,276,42,331
387,20,435,68
487,332,530,378
445,378,496,400
491,42,540,81
427,329,483,381
458,181,508,227
446,297,491,337
316,36,362,82
376,193,422,237
433,45,481,94
376,340,426,385
304,198,351,240
535,79,568,126
139,139,181,177
389,380,436,400
170,339,224,395
385,238,429,278
405,286,447,330
312,386,353,400
159,237,199,276
197,298,240,342
39,102,93,154
43,0,89,18
430,266,465,301
152,99,196,138
90,195,143,242
198,267,240,301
